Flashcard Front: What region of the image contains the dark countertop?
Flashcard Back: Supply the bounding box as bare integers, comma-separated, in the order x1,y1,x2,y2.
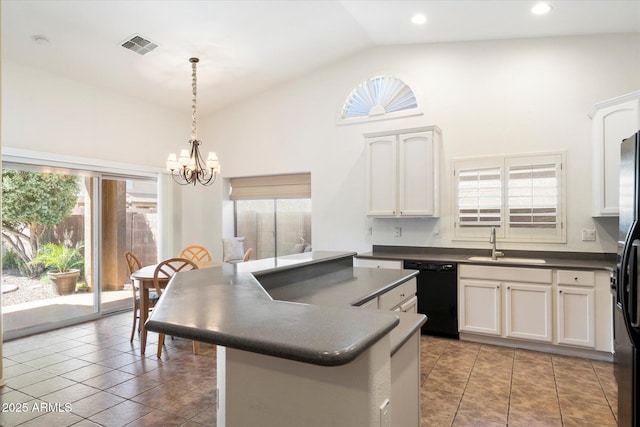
146,251,425,365
357,245,616,271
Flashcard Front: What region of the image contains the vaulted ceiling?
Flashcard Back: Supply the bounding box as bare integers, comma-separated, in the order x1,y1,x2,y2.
2,1,639,114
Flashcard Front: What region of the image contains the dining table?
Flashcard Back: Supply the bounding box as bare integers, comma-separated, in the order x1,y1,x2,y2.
131,261,222,354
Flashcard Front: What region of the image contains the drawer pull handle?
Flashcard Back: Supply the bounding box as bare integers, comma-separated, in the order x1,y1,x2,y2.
574,277,578,281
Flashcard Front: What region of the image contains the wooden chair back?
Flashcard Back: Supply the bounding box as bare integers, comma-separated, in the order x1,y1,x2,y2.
125,251,142,275
243,248,253,262
153,257,199,296
179,245,212,267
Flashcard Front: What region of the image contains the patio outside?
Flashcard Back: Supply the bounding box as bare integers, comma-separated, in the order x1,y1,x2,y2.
1,171,158,340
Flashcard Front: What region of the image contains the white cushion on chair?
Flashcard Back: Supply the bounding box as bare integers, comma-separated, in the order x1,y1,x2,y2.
223,237,246,262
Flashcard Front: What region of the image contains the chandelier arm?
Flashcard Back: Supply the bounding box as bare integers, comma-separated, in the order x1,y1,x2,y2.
170,169,193,186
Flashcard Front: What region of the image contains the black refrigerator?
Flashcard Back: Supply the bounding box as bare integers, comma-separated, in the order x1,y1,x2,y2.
616,130,640,427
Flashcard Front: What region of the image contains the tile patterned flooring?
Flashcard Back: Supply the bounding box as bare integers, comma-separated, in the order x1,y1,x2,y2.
0,312,618,426
420,335,618,427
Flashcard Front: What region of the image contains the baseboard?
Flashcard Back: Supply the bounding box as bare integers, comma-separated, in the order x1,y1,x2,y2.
459,332,614,362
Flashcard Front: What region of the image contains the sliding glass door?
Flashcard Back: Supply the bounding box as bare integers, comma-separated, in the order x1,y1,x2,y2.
100,178,158,313
1,165,158,339
1,168,96,338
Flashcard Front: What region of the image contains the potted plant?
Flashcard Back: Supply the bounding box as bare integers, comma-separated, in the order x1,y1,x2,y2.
32,242,84,295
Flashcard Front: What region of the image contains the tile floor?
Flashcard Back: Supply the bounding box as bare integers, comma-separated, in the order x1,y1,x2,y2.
1,312,217,426
420,335,618,427
0,312,619,426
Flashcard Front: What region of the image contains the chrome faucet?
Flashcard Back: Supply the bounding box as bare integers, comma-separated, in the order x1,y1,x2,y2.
489,227,504,260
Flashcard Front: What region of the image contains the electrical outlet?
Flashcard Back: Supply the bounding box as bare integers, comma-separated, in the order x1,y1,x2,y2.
582,229,596,241
379,399,391,427
393,227,401,237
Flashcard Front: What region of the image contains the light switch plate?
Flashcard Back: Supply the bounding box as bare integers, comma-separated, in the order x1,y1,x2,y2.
582,229,596,241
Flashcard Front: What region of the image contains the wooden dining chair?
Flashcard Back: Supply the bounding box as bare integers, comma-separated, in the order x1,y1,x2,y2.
179,245,212,268
153,257,199,358
125,252,160,342
243,247,253,262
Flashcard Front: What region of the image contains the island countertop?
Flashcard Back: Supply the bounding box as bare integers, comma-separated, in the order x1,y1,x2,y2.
145,251,424,366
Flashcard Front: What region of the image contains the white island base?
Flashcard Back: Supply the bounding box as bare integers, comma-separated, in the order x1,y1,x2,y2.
217,337,392,427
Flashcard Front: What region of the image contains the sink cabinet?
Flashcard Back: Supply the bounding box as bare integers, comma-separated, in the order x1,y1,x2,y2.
459,265,552,342
505,282,552,342
459,264,613,354
459,279,502,336
365,126,441,217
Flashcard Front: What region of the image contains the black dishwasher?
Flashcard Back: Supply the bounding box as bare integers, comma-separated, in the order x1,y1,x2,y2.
403,260,458,338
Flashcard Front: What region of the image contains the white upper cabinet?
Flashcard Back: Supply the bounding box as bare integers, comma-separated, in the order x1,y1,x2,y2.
590,91,640,217
365,126,441,217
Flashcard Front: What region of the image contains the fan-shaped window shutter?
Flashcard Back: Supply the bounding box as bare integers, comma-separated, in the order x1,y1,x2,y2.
341,76,418,120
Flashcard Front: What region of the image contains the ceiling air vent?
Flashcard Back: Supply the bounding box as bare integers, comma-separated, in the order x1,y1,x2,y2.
121,34,158,55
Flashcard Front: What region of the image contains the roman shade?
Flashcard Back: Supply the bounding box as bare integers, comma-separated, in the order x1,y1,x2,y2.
229,173,311,200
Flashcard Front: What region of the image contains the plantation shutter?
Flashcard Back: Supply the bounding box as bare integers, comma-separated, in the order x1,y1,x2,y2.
507,163,559,228
457,167,502,227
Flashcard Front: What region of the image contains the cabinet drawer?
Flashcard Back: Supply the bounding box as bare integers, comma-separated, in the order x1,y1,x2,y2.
379,279,416,310
354,258,402,269
557,270,595,287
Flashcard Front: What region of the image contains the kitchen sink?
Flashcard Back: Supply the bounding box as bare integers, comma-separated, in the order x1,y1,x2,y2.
467,256,546,264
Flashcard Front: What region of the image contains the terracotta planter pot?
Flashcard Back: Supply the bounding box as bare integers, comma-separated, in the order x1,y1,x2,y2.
48,269,80,295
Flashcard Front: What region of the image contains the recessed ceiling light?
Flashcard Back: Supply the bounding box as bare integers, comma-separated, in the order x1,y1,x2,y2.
531,2,552,15
411,14,427,25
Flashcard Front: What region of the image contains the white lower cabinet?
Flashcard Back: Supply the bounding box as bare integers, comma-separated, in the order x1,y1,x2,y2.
555,269,597,349
557,286,595,347
459,264,612,353
459,279,502,336
505,282,552,342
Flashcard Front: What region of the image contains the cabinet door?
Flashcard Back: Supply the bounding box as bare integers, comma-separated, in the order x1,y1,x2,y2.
557,287,595,348
505,283,552,342
591,93,640,216
398,131,437,216
365,136,397,216
459,279,501,336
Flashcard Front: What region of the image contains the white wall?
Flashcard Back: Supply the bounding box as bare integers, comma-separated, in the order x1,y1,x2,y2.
3,34,640,257
205,33,640,255
1,59,228,256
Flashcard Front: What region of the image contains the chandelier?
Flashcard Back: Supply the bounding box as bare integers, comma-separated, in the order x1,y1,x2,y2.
166,57,220,186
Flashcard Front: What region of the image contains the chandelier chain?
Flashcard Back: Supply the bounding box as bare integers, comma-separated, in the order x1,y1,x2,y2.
191,59,198,141
166,57,220,186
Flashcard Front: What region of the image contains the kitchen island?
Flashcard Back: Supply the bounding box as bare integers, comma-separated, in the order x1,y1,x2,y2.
146,251,425,427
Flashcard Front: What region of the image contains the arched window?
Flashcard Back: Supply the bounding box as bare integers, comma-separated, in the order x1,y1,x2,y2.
340,76,419,123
